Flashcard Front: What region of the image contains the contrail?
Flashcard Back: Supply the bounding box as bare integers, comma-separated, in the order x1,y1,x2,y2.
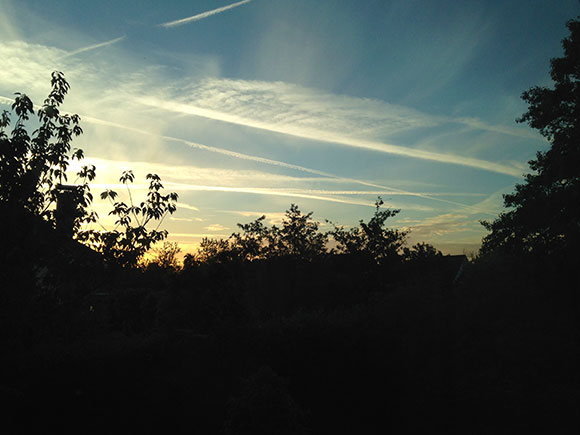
160,184,383,208
159,0,252,28
137,97,524,178
61,35,126,58
79,115,497,215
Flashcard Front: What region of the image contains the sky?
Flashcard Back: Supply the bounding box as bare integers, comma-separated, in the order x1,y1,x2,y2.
1,0,578,255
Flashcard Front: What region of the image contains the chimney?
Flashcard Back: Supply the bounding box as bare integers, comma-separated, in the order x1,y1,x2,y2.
55,184,82,237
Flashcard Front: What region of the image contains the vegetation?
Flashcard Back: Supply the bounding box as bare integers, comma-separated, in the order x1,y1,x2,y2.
1,15,579,435
189,199,412,265
78,171,178,267
481,18,580,260
329,198,408,264
0,71,96,234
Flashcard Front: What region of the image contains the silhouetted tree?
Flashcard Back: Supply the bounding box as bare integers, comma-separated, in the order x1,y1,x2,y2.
230,215,270,261
269,204,327,260
195,237,236,264
202,205,327,263
404,242,442,261
149,241,181,270
0,71,96,233
330,197,408,264
481,17,580,258
77,171,178,267
182,252,198,269
0,72,178,268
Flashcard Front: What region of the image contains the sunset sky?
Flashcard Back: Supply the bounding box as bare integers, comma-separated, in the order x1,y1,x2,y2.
1,0,578,255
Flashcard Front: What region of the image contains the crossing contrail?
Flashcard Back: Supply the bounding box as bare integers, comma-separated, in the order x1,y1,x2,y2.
159,0,252,28
62,35,125,58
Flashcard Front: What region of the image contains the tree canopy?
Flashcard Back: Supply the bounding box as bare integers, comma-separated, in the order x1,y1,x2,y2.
0,72,178,267
329,198,408,264
481,17,580,258
0,71,95,234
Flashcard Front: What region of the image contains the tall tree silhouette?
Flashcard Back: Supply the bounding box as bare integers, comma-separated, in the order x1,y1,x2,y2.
0,71,96,233
481,17,580,258
0,72,178,267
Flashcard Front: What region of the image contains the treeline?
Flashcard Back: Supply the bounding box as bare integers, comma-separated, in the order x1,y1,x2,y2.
184,200,439,267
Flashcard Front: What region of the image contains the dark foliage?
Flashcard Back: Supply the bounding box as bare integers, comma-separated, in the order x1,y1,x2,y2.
78,171,178,267
481,17,580,260
0,71,96,234
224,366,309,435
329,197,408,265
194,203,329,263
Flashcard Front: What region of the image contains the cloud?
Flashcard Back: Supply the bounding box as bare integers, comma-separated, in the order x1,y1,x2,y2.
0,41,65,94
269,189,487,197
68,154,465,213
159,183,435,210
170,217,194,222
402,213,471,238
74,156,305,186
468,186,513,217
138,78,525,176
454,117,540,141
223,210,287,225
0,37,524,185
171,232,230,238
79,116,344,178
61,35,126,58
71,155,496,218
70,155,445,213
204,223,230,232
76,118,487,212
178,203,200,212
401,185,516,244
159,0,252,28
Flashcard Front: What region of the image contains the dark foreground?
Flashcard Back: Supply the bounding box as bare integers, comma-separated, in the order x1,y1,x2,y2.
1,254,578,435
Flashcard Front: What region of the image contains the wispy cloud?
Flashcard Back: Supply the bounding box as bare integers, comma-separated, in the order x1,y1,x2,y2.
73,156,435,211
61,35,126,58
159,0,252,28
72,153,496,221
400,186,514,243
401,213,470,237
205,223,230,232
171,233,230,239
75,139,490,215
170,217,194,222
255,189,486,197
178,203,201,212
142,95,523,177
454,117,540,141
138,78,525,176
0,37,526,180
223,210,288,225
468,186,512,216
159,183,434,210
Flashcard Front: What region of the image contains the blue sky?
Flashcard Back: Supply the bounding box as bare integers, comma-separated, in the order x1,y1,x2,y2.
1,0,578,255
